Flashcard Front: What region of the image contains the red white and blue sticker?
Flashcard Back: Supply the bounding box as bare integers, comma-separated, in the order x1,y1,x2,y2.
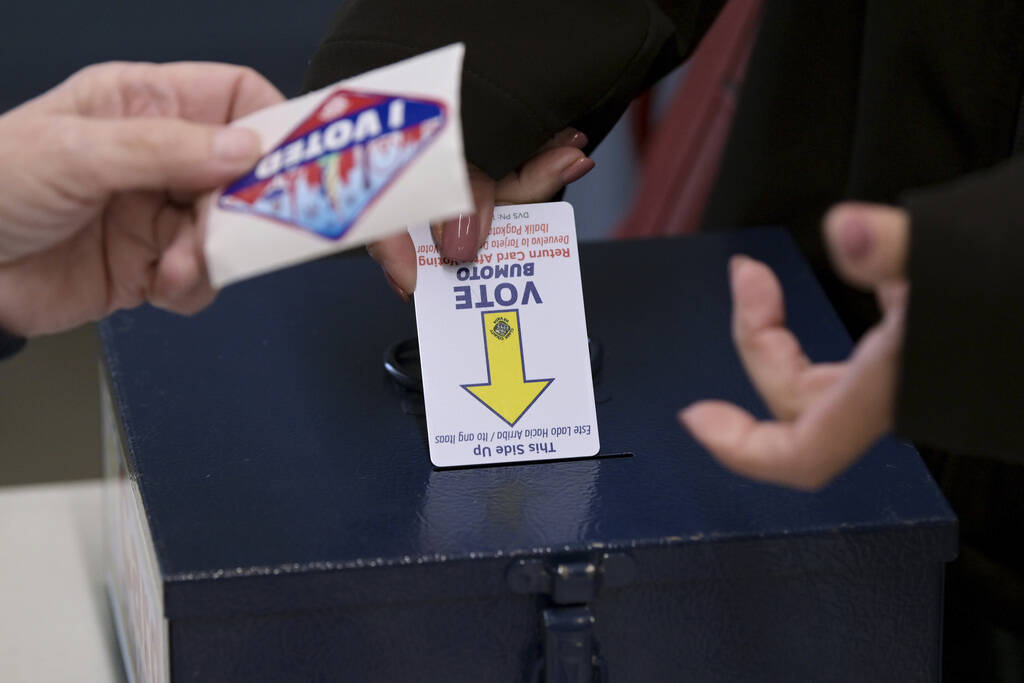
218,90,447,239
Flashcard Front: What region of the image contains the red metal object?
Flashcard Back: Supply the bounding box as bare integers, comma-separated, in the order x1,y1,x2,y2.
614,0,764,238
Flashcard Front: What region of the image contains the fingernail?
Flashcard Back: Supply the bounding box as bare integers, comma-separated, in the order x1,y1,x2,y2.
381,265,410,303
440,214,480,262
213,128,259,162
552,128,589,149
566,130,589,149
560,156,595,185
839,218,873,262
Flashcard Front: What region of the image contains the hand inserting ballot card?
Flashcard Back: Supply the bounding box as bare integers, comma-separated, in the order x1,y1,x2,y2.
412,202,600,468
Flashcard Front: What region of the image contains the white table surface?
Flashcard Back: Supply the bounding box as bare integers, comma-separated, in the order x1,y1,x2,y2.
0,479,125,682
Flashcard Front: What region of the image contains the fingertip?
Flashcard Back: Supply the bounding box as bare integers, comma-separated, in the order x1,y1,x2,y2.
680,402,714,450
729,255,783,329
368,233,418,296
565,129,588,149
728,254,753,279
824,202,873,262
381,259,416,297
179,286,218,316
534,146,586,182
152,243,216,315
728,254,771,286
439,213,480,262
152,266,216,315
155,224,201,293
559,155,595,185
160,250,200,294
824,202,909,287
678,402,708,430
546,127,588,150
381,264,411,303
679,400,740,439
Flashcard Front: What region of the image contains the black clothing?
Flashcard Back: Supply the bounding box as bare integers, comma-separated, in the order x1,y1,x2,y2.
305,0,1024,461
901,162,1024,460
305,2,698,183
0,325,25,360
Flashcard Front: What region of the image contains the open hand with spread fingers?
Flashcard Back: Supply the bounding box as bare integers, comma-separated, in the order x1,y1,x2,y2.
680,203,910,490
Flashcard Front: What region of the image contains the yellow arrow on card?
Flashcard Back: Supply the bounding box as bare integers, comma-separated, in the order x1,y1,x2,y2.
462,310,553,427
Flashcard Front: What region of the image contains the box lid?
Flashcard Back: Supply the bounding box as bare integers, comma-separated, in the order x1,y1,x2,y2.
100,228,956,620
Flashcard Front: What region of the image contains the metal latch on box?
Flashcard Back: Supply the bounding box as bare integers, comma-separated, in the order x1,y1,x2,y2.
508,553,635,683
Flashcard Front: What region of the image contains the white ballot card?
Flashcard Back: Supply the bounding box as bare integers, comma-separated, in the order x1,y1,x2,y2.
205,43,472,288
412,201,600,468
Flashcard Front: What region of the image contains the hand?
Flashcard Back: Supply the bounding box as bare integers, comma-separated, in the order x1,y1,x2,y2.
680,203,910,490
0,62,284,337
368,128,595,300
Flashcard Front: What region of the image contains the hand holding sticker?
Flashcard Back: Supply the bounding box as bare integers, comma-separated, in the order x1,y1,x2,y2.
205,44,473,287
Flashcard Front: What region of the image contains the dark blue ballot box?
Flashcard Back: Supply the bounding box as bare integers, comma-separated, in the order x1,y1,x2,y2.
100,228,957,683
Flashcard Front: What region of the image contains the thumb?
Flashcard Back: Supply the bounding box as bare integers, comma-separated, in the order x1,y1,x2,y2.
823,202,909,289
58,117,261,195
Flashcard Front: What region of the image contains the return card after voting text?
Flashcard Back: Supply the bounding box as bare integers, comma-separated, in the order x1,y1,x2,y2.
412,202,599,468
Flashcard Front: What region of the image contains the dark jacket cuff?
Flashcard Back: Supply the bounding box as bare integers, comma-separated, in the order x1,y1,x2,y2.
897,158,1024,459
303,1,682,179
0,324,26,360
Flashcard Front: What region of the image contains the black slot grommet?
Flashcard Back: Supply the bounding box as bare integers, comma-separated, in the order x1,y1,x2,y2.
383,338,423,392
588,337,603,377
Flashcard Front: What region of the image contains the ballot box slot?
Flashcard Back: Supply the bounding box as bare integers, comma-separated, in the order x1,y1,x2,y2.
384,335,610,413
383,336,604,394
382,336,628,465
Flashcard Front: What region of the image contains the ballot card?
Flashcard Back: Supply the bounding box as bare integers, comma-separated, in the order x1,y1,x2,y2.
412,201,600,468
205,43,472,288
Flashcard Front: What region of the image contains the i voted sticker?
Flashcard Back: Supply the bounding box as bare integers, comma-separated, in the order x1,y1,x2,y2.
219,90,446,239
205,43,473,289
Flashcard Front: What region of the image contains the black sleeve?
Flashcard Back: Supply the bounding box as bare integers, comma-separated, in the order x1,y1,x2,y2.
897,157,1024,460
0,325,25,360
303,1,723,179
